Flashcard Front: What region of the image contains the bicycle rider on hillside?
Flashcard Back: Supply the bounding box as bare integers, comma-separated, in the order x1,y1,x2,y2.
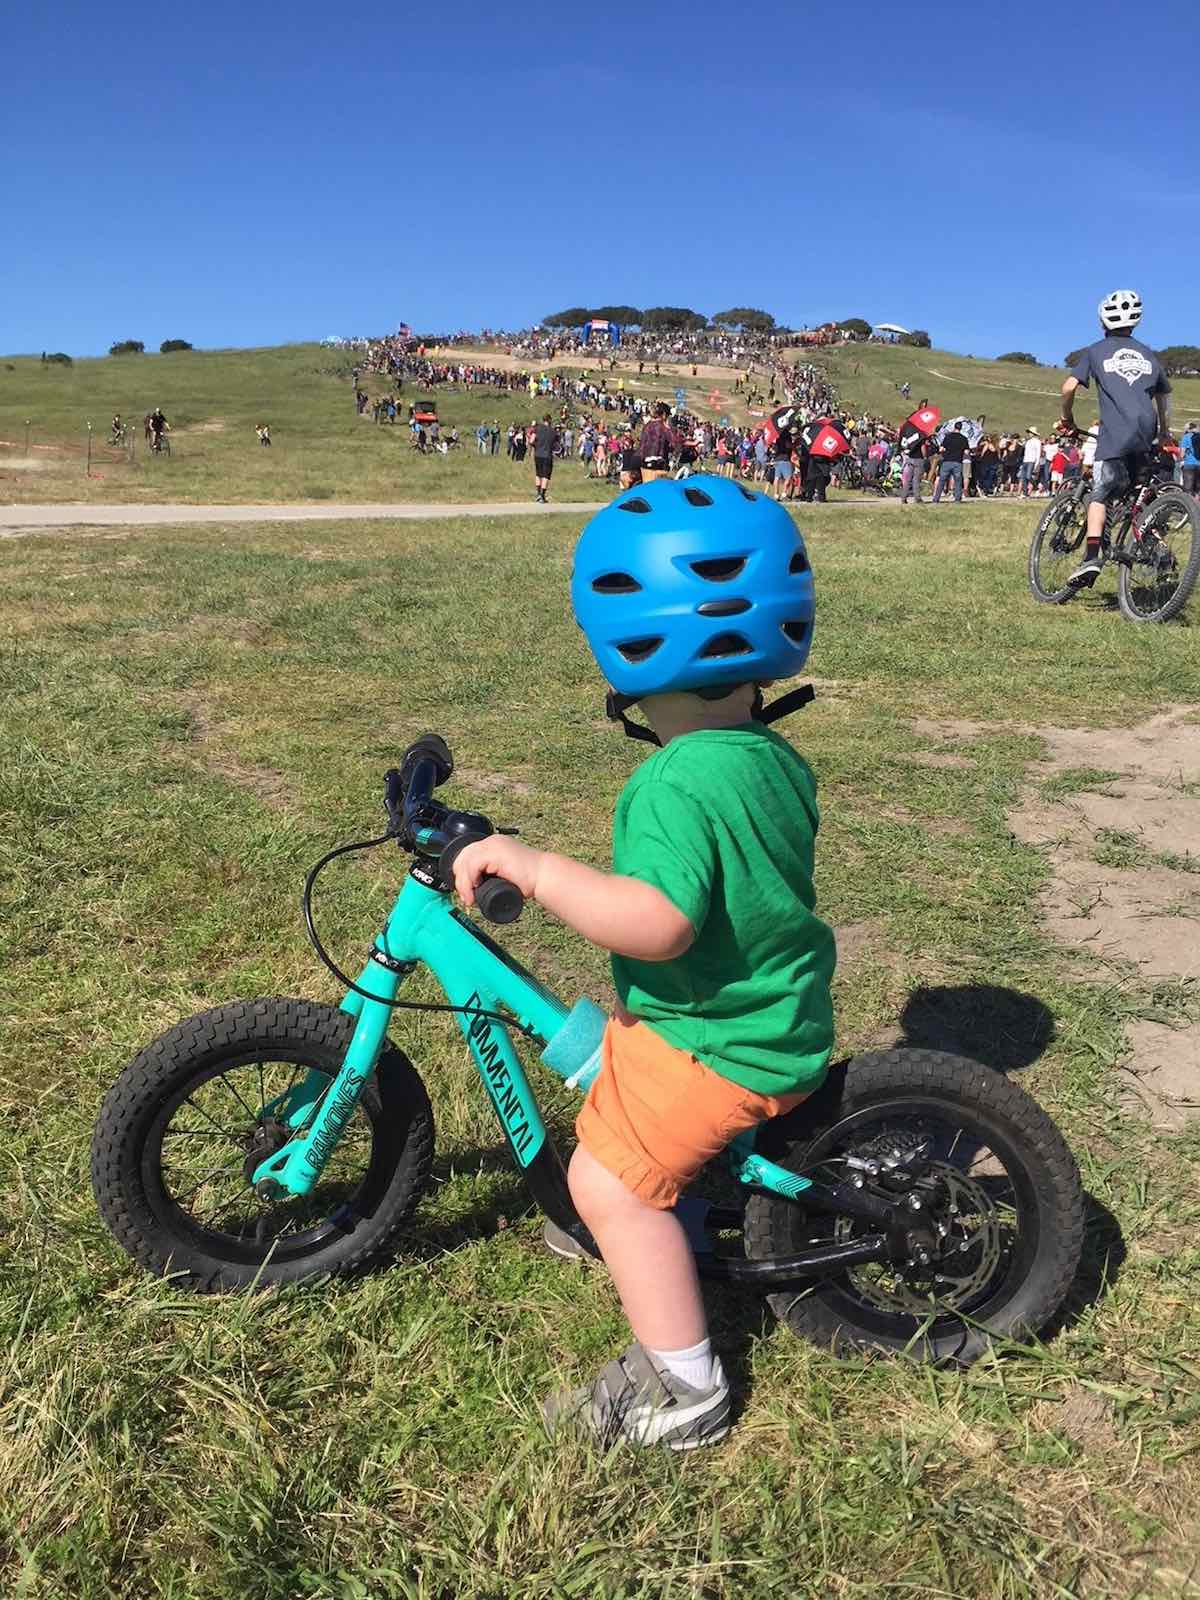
1059,289,1172,588
149,406,170,452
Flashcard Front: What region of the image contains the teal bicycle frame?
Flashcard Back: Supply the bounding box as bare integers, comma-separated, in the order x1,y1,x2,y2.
249,867,816,1234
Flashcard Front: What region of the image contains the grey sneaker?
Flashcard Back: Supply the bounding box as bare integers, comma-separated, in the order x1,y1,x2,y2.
542,1218,601,1263
543,1342,731,1451
1068,556,1104,587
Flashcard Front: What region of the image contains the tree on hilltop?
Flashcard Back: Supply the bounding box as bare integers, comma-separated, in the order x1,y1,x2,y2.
642,306,707,331
837,317,872,338
899,329,931,348
160,339,193,353
110,339,144,355
711,307,776,333
1157,344,1200,375
542,307,592,328
592,305,641,324
997,351,1039,365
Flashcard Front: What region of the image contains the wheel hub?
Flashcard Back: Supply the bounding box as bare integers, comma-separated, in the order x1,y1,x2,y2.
241,1118,291,1188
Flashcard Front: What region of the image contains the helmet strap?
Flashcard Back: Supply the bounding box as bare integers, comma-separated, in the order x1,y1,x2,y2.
604,683,816,745
605,690,661,745
753,683,816,725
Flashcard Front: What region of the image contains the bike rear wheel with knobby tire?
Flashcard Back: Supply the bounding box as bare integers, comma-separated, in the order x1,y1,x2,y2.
91,998,434,1291
743,1050,1084,1364
1028,486,1089,602
1116,488,1200,623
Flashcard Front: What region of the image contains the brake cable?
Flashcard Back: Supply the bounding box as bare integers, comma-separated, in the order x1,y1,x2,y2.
302,830,539,1040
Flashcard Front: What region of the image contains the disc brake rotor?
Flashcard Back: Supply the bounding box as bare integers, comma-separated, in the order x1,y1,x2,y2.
835,1163,1007,1315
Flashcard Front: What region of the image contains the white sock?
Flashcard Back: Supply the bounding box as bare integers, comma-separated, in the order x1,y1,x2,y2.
647,1338,724,1392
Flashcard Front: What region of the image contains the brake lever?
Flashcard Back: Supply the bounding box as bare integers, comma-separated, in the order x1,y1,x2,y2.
383,768,405,835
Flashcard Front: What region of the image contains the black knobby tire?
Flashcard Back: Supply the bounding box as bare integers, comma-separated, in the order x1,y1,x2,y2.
1116,488,1200,623
91,998,434,1291
1028,486,1088,603
743,1050,1084,1364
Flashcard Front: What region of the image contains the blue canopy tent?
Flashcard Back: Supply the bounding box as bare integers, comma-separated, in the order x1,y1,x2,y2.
580,318,622,347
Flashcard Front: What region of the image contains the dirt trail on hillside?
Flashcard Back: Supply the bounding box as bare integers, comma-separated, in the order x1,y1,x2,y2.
924,366,1061,399
843,709,1200,1127
1007,710,1200,1127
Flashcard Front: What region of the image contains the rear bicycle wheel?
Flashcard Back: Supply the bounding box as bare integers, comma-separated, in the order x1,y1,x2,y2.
1028,486,1088,602
744,1051,1083,1364
1117,490,1200,622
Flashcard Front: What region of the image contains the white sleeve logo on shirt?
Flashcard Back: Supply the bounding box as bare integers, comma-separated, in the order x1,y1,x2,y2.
1103,349,1153,386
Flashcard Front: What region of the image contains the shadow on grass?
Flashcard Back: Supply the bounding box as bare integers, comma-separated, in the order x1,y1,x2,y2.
893,983,1055,1072
1046,1189,1127,1339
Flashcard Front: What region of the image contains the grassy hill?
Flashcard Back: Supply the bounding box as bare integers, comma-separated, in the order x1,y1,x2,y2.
2,340,1197,507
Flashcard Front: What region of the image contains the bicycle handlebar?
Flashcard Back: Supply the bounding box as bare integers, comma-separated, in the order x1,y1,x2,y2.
385,735,525,924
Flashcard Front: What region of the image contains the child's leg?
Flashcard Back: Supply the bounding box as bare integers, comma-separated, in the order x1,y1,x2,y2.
567,1144,706,1352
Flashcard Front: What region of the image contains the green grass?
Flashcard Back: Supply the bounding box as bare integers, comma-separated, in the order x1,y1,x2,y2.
5,338,1198,511
0,344,611,508
2,502,1199,1598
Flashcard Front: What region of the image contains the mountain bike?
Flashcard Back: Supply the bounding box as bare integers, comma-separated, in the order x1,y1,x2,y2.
92,736,1084,1363
1028,462,1199,622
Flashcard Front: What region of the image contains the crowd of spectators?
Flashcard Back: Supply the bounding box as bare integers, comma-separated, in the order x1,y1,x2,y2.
334,325,1196,503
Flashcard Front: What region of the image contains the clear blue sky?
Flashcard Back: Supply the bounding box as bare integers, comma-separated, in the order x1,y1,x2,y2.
3,0,1194,364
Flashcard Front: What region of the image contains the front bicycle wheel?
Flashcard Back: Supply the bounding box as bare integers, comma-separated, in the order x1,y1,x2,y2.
92,998,434,1290
1028,486,1088,602
1117,490,1200,622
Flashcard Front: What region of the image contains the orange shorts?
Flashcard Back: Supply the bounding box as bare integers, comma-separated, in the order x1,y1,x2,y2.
574,1013,806,1209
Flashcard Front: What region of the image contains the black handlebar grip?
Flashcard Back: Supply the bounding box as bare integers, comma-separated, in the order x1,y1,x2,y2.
474,876,525,925
440,834,525,924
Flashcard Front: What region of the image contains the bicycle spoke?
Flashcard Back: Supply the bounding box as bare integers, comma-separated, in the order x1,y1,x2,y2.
180,1097,239,1138
172,1156,247,1209
220,1074,259,1123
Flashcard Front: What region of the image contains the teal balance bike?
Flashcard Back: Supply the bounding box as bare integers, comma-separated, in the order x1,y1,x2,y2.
92,736,1084,1362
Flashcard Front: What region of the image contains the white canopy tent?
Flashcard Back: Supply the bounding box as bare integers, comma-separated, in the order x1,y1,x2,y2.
873,322,910,335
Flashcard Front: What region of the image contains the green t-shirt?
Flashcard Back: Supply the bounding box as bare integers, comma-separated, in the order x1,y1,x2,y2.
611,724,836,1097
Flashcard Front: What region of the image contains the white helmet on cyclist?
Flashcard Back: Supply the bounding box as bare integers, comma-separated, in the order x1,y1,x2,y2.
1098,289,1142,332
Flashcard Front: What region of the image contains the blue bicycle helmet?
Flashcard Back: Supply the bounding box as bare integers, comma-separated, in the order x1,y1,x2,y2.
571,474,815,703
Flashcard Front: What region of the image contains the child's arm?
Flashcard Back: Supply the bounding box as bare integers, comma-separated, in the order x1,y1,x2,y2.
450,836,694,962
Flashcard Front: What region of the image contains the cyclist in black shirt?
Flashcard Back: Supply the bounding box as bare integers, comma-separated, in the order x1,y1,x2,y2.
1059,290,1172,586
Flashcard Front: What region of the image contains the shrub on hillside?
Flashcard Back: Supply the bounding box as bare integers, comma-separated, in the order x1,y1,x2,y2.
110,340,144,355
41,351,73,367
160,339,193,353
998,351,1039,365
900,329,931,348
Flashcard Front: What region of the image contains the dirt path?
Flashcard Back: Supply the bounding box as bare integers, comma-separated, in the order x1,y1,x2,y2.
0,496,1011,537
986,711,1199,1126
924,365,1061,399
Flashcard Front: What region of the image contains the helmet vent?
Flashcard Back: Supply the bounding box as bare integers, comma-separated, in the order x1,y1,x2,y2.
699,632,753,659
618,496,652,514
782,620,809,644
691,557,746,582
616,636,664,663
592,571,642,595
697,597,751,617
737,486,758,502
683,487,714,507
789,549,809,574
